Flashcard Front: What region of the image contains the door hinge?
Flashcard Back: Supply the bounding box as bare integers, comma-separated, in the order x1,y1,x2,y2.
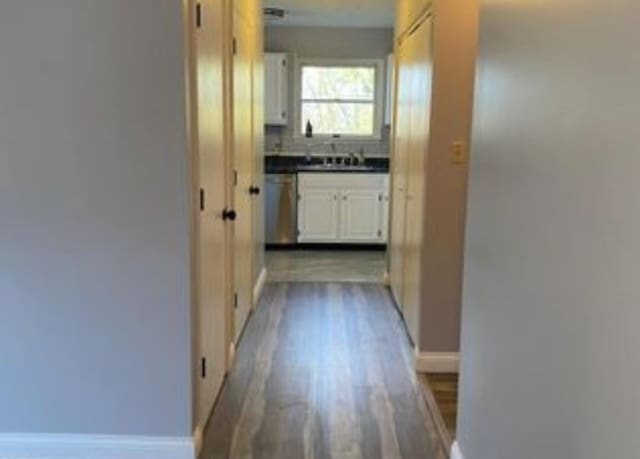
234,170,238,187
282,59,286,67
200,188,205,211
378,229,383,238
196,3,202,28
378,193,383,202
201,357,207,378
234,293,238,309
232,37,238,55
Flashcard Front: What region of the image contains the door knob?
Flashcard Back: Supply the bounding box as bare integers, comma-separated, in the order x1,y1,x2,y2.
249,185,261,195
222,208,237,221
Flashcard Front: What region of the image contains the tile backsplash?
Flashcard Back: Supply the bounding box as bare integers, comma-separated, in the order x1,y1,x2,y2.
265,125,391,157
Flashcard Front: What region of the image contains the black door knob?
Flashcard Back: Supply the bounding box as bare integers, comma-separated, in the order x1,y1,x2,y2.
222,208,237,221
249,186,261,195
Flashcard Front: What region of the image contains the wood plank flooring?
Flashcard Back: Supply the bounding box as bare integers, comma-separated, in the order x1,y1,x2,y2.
266,251,387,283
201,283,448,459
418,374,458,447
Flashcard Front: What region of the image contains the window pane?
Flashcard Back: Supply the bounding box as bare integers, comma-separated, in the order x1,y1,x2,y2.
302,66,375,101
301,102,375,136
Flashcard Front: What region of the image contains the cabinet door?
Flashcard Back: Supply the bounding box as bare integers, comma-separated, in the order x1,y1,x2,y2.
339,190,383,243
264,53,287,125
380,191,390,242
298,189,339,242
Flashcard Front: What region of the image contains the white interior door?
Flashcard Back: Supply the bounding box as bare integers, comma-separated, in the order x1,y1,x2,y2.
390,42,411,308
191,0,228,428
401,15,433,345
233,10,254,343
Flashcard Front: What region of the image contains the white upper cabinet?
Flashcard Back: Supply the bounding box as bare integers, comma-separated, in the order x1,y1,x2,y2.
264,52,288,125
385,53,395,126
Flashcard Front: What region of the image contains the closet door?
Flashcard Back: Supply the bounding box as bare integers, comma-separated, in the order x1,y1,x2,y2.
251,11,266,303
233,8,255,343
390,39,411,308
190,0,229,428
395,0,430,39
402,14,434,345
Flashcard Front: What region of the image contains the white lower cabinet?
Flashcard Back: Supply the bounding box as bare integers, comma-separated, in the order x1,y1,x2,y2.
298,173,389,244
298,189,339,242
380,191,390,241
340,190,383,242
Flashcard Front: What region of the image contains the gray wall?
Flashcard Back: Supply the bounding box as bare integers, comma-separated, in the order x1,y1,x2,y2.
459,0,640,458
0,1,192,437
417,0,478,355
264,26,394,156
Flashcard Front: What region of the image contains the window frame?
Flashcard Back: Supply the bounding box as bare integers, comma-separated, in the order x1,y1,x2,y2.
294,57,386,141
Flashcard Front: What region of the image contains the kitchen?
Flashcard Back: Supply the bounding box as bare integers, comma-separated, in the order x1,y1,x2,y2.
262,14,395,283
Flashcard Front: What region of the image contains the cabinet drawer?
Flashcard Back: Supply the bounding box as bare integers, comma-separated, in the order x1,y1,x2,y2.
298,173,387,190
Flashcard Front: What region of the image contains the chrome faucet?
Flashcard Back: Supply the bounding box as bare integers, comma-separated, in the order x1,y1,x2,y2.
319,140,337,167
324,140,337,156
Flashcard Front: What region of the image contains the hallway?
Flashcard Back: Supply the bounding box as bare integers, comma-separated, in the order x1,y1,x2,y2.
202,283,447,459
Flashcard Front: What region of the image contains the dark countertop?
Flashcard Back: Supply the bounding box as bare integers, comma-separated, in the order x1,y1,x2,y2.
266,156,389,175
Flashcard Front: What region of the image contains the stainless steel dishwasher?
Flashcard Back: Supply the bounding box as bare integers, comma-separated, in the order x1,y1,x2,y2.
265,173,297,245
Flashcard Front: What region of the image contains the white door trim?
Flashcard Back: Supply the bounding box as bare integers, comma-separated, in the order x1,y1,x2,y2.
253,267,268,308
451,441,465,459
0,434,195,459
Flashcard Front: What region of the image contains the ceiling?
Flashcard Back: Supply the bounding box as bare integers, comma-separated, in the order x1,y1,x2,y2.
264,0,395,28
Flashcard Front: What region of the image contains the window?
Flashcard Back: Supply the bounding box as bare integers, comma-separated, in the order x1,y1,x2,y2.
298,60,384,139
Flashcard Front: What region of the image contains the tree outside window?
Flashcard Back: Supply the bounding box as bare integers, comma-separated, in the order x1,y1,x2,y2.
300,63,380,138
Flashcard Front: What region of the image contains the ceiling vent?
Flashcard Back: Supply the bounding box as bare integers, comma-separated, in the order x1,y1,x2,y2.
264,7,286,22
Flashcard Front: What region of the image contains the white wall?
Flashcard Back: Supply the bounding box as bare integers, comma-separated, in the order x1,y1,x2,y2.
0,0,192,437
458,0,640,458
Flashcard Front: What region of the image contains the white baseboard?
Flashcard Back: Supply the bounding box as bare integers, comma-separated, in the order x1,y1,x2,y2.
192,425,204,457
0,434,195,459
415,350,460,373
451,441,465,459
253,267,267,308
228,340,236,370
383,270,391,287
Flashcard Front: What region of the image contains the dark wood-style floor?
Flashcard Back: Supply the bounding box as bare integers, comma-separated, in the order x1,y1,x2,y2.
419,374,458,442
201,282,449,459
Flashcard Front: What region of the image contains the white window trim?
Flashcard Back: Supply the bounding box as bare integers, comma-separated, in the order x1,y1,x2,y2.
293,57,386,142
